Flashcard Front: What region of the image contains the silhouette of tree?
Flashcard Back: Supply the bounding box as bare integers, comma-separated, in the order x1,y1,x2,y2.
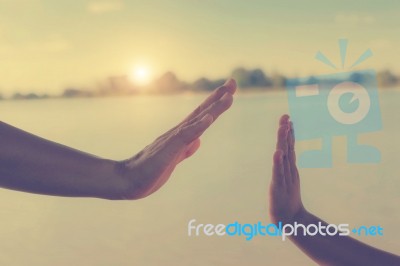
231,67,273,88
231,67,251,87
191,78,225,91
11,92,41,100
152,71,186,93
271,73,287,88
62,88,93,98
377,70,398,88
249,68,273,87
108,75,136,94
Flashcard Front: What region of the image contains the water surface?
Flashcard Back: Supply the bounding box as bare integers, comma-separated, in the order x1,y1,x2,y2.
0,91,398,265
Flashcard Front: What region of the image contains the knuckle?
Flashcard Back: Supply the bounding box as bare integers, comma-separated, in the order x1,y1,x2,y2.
172,126,188,144
192,105,203,117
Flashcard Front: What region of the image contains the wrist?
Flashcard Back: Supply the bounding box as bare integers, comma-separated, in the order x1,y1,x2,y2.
291,207,311,224
108,159,148,200
270,206,309,225
93,159,136,200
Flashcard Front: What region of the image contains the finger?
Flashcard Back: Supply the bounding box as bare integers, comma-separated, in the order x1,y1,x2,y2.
182,79,236,124
157,79,236,143
164,92,233,161
288,122,299,182
276,121,292,184
163,92,230,157
276,124,289,153
164,113,213,156
288,122,296,164
192,92,233,124
180,114,214,144
272,149,285,186
282,126,292,184
279,114,290,126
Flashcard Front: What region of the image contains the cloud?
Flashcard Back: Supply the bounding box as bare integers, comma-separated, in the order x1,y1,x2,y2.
335,13,376,26
87,0,123,14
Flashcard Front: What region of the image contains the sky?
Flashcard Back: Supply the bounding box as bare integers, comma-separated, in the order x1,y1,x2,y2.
0,0,399,95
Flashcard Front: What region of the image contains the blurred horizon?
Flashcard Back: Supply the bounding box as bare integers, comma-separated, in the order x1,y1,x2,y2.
0,66,399,101
0,0,399,95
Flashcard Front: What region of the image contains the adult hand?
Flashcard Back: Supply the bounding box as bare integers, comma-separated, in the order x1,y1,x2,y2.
118,79,236,199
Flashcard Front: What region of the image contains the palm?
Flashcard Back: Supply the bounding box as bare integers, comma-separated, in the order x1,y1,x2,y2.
119,79,236,199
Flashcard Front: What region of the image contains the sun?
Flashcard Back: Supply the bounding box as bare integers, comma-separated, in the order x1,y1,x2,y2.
129,65,152,86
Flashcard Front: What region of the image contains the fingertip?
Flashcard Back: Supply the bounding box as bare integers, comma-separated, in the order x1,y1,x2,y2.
224,78,237,94
279,114,290,126
290,121,295,135
221,92,234,108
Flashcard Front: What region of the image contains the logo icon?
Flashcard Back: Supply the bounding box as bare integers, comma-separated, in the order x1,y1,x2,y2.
286,39,382,168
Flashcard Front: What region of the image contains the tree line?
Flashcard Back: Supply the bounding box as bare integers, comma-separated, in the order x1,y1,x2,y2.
1,68,399,100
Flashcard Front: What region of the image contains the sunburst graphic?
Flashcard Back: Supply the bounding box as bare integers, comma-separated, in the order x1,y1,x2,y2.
315,39,373,70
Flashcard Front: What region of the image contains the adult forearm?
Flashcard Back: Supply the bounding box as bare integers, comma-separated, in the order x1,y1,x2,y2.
0,121,127,199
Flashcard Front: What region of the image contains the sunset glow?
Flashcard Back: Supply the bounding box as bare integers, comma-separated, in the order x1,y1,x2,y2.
129,66,152,86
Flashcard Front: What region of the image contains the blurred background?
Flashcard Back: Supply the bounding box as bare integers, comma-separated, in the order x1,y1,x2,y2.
0,0,399,265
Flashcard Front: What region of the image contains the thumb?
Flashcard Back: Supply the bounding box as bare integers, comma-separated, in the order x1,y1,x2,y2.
178,138,201,163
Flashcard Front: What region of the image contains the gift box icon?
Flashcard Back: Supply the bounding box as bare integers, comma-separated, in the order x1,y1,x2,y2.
286,69,382,168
